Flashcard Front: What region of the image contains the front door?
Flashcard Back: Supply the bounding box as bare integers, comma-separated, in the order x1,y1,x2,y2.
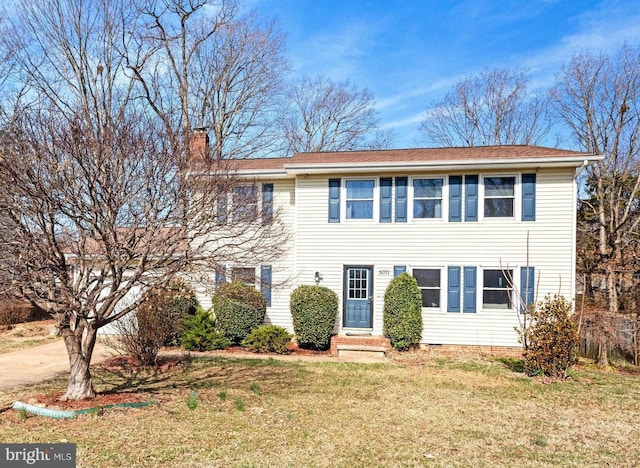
344,266,373,328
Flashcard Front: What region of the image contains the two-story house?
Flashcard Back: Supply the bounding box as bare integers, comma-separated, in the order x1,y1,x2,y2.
196,143,601,353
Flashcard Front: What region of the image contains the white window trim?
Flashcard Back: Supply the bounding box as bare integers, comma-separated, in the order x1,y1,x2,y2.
480,267,515,311
480,174,520,221
411,266,444,310
342,177,379,222
409,176,447,222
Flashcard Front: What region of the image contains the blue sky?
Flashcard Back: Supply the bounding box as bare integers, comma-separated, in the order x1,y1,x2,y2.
246,0,640,148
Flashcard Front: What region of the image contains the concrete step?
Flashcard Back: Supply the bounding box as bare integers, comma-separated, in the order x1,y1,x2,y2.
336,344,387,361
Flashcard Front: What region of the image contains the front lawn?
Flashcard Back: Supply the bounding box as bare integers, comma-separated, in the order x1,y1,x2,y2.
0,353,638,467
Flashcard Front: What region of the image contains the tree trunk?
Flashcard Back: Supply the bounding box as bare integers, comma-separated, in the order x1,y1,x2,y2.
597,340,609,367
59,322,97,400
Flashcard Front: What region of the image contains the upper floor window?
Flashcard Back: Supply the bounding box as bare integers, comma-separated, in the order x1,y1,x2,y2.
346,179,375,219
483,176,515,218
413,178,443,219
482,269,513,309
232,186,258,222
413,268,441,308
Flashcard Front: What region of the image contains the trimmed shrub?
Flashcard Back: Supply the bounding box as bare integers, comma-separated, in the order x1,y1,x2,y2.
213,281,266,343
290,285,338,350
383,273,423,350
519,294,578,378
110,280,197,365
181,305,231,351
241,324,292,354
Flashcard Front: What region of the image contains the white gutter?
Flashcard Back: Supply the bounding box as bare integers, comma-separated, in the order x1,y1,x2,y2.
283,155,605,175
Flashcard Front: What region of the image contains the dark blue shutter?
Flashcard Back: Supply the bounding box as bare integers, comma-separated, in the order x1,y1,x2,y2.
395,177,407,222
463,267,477,313
380,178,392,223
215,266,226,285
393,265,406,277
449,176,462,222
522,174,536,221
261,265,272,307
447,266,461,312
262,183,273,224
328,179,341,223
465,175,478,221
520,267,535,311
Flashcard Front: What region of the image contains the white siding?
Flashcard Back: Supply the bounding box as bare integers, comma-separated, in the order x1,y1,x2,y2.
197,166,578,348
291,168,576,347
194,179,297,332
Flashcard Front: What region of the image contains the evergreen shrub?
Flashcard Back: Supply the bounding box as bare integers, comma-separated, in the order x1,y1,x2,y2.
213,281,266,343
383,273,423,350
290,285,338,350
241,324,292,354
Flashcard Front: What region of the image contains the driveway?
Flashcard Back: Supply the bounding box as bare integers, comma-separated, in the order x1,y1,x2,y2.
0,339,111,392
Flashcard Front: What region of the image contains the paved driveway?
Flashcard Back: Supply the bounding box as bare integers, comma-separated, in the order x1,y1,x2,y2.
0,339,111,392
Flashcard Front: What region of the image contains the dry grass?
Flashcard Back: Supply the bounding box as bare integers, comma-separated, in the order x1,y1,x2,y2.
0,320,59,354
1,352,639,467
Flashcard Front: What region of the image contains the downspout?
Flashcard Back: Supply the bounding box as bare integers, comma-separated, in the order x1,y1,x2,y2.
571,159,589,308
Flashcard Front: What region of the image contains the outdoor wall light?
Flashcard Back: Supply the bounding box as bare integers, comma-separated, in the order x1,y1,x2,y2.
314,271,323,285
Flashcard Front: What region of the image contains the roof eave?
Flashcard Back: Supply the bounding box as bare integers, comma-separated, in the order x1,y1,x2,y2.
283,155,604,175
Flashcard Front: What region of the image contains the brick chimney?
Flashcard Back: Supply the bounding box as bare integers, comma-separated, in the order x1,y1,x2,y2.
189,128,209,165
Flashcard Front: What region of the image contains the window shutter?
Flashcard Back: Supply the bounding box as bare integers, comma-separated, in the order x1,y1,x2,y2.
520,266,535,311
261,183,273,224
328,179,341,223
261,265,272,307
522,174,536,221
395,177,408,222
447,266,461,312
393,265,406,277
449,176,462,222
463,267,477,313
465,175,478,221
380,177,393,223
215,266,226,285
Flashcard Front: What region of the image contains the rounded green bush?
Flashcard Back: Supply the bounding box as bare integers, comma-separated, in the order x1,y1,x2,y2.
290,285,338,350
241,324,292,354
383,273,423,350
212,281,266,343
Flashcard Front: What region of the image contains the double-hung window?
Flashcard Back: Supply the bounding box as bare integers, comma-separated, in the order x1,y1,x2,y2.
232,186,258,222
484,176,515,218
482,269,513,309
346,180,375,220
413,268,441,308
413,178,443,219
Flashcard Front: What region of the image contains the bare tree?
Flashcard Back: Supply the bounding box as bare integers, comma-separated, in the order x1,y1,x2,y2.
0,0,286,399
126,0,288,160
280,75,393,153
420,68,551,147
552,44,640,365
